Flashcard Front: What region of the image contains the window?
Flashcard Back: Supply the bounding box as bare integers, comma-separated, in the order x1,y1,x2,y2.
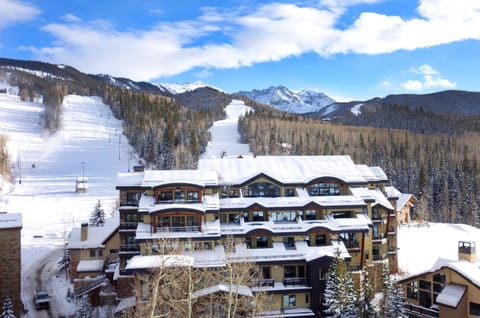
90,249,103,257
305,210,316,220
308,183,340,196
272,211,296,222
286,188,295,197
253,211,265,221
332,211,351,218
319,268,328,280
262,266,271,279
283,237,295,249
315,234,326,246
220,212,241,224
247,182,280,197
470,302,480,316
159,191,173,201
284,266,296,278
407,281,418,300
187,191,199,201
256,235,269,248
283,295,296,308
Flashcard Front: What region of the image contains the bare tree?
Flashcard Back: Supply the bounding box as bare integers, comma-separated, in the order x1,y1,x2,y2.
123,237,270,318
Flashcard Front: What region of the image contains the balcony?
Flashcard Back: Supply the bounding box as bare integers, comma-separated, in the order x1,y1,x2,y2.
120,244,141,253
342,240,360,251
156,226,201,233
372,233,387,244
119,222,138,231
283,277,309,286
251,279,275,288
119,200,139,207
405,303,438,318
372,213,386,224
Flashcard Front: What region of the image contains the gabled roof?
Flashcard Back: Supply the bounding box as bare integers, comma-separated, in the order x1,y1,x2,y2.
370,189,394,210
67,210,119,249
400,257,480,289
397,193,416,210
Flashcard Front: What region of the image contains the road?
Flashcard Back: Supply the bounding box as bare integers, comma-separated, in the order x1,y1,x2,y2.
22,247,64,318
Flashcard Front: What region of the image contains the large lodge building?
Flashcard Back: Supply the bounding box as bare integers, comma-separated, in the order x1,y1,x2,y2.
110,155,399,316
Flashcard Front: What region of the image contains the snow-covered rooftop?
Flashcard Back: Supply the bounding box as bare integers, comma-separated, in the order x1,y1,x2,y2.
198,155,377,185
436,284,466,307
0,212,22,229
125,254,194,270
77,260,104,272
191,282,253,299
68,210,119,249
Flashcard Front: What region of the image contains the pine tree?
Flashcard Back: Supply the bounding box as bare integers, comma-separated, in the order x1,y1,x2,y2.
359,266,375,318
58,248,71,274
77,294,92,318
89,200,106,227
381,263,407,318
1,296,16,318
324,250,359,317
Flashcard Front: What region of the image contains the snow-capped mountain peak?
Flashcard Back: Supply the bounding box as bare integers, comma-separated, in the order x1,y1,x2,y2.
237,85,335,114
156,81,223,95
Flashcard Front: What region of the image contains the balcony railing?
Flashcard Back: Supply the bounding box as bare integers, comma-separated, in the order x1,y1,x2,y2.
119,200,139,207
120,222,138,230
372,233,386,243
251,279,275,288
283,277,309,286
120,244,141,252
156,226,201,233
405,303,438,318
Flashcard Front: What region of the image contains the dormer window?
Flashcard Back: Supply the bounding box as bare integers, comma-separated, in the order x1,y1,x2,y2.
308,183,340,196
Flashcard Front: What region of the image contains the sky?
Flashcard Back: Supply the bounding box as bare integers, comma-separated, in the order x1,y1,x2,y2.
0,0,479,100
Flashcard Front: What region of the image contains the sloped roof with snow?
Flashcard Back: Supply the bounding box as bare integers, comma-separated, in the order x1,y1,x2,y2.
397,193,415,210
191,282,253,299
436,284,466,307
0,212,22,229
67,210,119,249
77,260,104,272
198,156,377,185
125,254,194,270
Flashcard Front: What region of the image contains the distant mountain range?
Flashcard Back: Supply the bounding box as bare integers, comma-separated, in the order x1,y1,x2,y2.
2,57,480,118
237,86,336,114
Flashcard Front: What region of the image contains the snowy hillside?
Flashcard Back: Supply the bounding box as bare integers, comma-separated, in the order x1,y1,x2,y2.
238,86,335,114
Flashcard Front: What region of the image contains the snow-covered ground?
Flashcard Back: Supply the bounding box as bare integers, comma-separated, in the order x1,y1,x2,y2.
0,90,135,317
2,85,480,316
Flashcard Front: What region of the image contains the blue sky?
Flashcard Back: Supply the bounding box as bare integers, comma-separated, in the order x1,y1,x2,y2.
0,0,479,100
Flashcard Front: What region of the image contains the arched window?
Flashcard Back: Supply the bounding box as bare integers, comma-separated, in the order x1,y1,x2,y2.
308,183,340,196
246,182,280,197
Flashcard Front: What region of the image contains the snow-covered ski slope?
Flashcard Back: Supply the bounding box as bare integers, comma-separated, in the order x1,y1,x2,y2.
0,93,134,244
201,99,253,158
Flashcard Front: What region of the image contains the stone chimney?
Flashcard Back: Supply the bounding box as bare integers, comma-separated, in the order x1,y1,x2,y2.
458,241,476,263
81,222,88,241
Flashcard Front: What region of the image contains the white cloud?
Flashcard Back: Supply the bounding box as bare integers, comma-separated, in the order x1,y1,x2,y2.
0,0,40,29
402,64,456,91
194,69,212,79
29,0,480,81
62,14,81,23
